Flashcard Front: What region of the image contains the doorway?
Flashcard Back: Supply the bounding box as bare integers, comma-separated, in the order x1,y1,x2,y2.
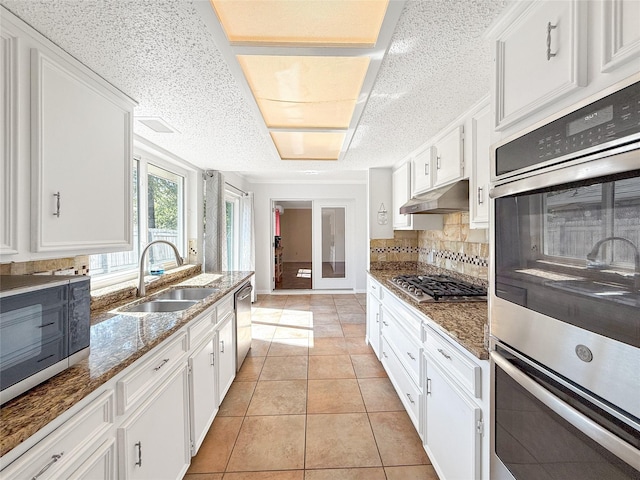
273,200,312,290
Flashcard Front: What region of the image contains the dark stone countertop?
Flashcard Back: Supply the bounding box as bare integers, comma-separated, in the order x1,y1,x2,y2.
0,271,253,458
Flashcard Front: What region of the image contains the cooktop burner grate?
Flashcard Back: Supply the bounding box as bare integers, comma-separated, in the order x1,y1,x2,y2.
389,274,487,302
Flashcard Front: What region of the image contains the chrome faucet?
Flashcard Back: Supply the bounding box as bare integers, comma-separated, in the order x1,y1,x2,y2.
586,236,640,292
137,240,184,297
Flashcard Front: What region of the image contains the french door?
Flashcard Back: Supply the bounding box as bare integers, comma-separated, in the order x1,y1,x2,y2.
312,199,354,290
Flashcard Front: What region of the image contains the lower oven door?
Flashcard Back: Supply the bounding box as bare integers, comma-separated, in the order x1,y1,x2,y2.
491,344,640,480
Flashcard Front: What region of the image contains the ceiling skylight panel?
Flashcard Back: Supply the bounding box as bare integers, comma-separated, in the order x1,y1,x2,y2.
271,131,345,160
237,55,370,128
210,0,389,46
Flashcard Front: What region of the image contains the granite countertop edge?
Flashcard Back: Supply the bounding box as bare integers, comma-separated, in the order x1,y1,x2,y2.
0,271,254,459
368,269,489,361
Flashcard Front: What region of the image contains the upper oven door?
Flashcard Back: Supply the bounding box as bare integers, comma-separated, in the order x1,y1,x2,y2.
489,147,640,419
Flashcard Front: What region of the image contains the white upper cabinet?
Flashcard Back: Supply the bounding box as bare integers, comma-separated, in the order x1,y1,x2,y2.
469,104,491,228
493,0,587,131
433,126,464,188
411,146,434,196
601,0,640,72
392,163,443,231
31,48,134,253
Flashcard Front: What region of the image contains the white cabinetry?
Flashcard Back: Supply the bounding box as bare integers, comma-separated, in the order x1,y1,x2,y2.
366,275,383,359
117,365,190,480
217,304,235,403
493,0,587,130
392,163,443,231
601,0,640,72
0,8,135,259
188,307,218,456
0,391,115,480
422,324,487,480
469,103,491,228
433,126,464,187
411,147,434,196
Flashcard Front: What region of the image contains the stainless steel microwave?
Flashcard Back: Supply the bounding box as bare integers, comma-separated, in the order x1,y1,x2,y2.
0,275,91,404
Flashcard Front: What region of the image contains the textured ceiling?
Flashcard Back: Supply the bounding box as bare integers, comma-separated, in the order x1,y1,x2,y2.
0,0,509,182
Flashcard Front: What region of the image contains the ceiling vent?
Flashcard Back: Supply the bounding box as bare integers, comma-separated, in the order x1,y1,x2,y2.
136,116,179,134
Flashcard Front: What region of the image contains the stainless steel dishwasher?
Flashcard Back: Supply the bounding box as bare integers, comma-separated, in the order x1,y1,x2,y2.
234,282,252,371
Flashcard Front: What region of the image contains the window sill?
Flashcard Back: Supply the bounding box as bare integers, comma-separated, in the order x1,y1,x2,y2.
90,264,202,315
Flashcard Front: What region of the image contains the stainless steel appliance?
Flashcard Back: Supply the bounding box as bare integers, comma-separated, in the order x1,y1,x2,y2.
234,282,252,371
489,75,640,479
388,274,487,303
0,275,91,404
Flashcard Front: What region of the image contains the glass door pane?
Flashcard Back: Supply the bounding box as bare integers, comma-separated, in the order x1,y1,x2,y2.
313,200,354,290
321,207,346,279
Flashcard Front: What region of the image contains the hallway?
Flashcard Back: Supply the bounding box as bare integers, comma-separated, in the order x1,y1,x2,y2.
184,294,438,480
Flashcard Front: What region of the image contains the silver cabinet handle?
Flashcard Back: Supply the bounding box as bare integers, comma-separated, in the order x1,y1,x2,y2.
220,340,225,353
437,348,452,360
32,452,64,479
547,22,557,60
407,352,416,361
53,192,61,217
210,352,215,366
153,358,169,371
382,321,389,327
382,351,388,359
426,378,432,395
135,441,142,467
406,393,415,404
375,313,379,324
436,155,442,169
477,186,484,205
424,163,429,176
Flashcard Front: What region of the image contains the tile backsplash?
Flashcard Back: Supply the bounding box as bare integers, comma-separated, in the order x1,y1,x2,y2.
370,212,489,280
0,256,90,276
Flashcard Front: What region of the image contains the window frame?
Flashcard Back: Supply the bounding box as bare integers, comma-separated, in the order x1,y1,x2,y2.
224,189,242,271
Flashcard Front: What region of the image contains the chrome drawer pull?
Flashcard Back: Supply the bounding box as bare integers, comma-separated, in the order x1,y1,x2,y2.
382,351,388,359
437,348,452,360
477,186,484,205
547,22,557,60
210,352,215,366
53,192,61,217
407,352,416,360
154,358,170,371
406,393,415,404
32,452,64,479
221,340,225,353
135,441,142,467
382,321,389,327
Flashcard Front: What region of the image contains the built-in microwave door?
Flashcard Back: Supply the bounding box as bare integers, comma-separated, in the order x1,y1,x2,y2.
494,169,640,349
0,287,68,391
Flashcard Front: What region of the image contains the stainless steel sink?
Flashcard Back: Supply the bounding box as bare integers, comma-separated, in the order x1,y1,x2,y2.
122,300,198,313
155,287,219,301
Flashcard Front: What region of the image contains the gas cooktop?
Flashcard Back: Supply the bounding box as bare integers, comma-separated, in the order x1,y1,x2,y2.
388,274,487,303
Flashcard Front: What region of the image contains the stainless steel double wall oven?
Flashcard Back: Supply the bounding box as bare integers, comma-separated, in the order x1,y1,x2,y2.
489,75,640,479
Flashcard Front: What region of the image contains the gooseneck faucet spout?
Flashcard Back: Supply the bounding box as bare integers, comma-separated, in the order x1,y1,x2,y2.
137,240,184,297
586,236,640,292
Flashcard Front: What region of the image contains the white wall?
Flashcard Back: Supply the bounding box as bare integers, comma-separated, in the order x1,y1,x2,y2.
251,182,368,294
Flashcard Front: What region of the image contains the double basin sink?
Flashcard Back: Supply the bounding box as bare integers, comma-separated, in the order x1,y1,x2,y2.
121,287,220,313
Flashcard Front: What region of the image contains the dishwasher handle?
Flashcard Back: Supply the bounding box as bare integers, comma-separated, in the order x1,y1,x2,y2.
237,285,252,301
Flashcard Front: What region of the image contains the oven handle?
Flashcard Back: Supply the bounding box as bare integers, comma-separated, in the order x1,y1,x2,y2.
491,350,640,471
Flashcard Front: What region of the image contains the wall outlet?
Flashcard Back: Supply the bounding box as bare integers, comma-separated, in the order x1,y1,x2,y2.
188,239,197,256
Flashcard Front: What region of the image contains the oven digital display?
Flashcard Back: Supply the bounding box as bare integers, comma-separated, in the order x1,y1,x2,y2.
567,105,613,137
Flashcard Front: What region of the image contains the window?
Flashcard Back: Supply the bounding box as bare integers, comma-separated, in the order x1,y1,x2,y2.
90,156,186,286
225,191,240,271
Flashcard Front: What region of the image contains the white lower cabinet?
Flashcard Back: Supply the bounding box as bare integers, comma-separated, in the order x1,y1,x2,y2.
188,332,218,456
366,276,383,359
381,337,421,430
63,438,116,480
217,310,235,404
117,364,190,480
424,353,482,480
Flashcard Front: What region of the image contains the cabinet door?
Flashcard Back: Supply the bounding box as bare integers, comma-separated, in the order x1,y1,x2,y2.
217,312,235,403
118,365,190,480
64,438,116,480
469,105,491,228
433,126,463,187
366,293,381,359
189,334,218,456
494,0,587,130
392,163,411,228
411,147,434,196
425,357,482,480
602,0,640,72
31,48,134,253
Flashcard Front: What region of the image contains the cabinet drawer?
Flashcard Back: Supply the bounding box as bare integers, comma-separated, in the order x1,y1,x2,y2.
116,332,188,415
217,295,234,321
381,312,421,384
188,307,215,349
367,276,383,301
1,390,114,480
425,326,481,399
381,337,421,432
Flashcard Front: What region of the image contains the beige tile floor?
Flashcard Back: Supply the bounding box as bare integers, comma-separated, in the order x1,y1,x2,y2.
185,294,439,480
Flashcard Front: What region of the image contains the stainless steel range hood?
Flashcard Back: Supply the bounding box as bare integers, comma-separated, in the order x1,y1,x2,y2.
399,180,469,214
